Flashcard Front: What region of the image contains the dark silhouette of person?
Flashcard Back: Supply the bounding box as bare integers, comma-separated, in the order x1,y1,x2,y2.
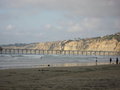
110,58,112,64
95,57,97,65
0,47,3,54
96,60,97,65
116,58,119,64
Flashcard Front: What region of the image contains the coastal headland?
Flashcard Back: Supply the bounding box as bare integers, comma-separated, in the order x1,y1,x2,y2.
2,32,120,52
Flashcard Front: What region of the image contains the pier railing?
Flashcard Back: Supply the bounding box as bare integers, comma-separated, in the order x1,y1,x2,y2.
0,49,120,56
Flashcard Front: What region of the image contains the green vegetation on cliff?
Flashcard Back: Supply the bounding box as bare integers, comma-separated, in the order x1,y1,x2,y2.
101,32,120,41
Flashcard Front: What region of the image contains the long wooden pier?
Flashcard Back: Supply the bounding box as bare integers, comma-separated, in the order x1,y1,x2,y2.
0,49,120,56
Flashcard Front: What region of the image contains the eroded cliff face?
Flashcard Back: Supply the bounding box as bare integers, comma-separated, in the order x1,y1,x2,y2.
33,39,120,51
63,39,120,51
87,39,120,51
33,33,120,51
33,41,62,50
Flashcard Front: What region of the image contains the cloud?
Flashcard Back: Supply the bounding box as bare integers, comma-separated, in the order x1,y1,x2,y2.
68,24,83,32
5,24,15,30
81,18,101,29
43,24,63,31
0,0,120,17
60,17,101,32
58,17,120,33
44,24,52,29
0,0,120,44
114,19,120,29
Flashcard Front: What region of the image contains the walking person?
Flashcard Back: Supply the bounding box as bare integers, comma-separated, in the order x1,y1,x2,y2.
116,58,119,64
96,60,97,65
95,57,98,65
0,47,3,54
110,58,112,64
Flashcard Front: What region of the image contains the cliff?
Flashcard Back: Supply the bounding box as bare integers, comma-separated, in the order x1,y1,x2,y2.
2,32,120,51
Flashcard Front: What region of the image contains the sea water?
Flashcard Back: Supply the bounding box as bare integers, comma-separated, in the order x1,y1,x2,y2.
0,54,119,69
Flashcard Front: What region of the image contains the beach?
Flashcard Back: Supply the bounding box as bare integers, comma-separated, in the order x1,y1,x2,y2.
0,64,120,90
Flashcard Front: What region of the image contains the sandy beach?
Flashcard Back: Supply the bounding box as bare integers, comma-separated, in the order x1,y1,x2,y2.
0,64,120,90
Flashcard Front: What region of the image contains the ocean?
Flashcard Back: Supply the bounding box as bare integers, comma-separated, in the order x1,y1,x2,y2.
0,54,119,69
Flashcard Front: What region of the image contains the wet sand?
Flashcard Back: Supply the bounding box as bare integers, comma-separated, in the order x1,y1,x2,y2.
0,64,120,90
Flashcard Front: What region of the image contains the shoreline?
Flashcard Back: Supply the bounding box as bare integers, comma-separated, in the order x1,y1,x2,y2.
0,62,112,70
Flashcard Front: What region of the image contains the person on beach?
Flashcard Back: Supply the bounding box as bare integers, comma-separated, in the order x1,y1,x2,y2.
95,57,97,65
96,60,97,65
110,58,112,64
116,58,119,64
0,47,3,54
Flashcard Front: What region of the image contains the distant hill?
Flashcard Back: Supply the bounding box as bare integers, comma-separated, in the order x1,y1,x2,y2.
2,32,120,51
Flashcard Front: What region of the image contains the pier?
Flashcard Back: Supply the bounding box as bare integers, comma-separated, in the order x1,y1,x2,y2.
0,48,120,56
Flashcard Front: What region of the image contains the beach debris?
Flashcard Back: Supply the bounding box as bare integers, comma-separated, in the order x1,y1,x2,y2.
48,64,50,67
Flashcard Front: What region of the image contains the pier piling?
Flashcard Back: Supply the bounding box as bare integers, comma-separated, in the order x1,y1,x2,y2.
0,49,119,56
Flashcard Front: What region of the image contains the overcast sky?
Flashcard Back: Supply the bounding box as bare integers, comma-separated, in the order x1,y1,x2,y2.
0,0,120,44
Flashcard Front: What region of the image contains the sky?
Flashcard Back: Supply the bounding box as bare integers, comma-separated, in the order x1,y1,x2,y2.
0,0,120,44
